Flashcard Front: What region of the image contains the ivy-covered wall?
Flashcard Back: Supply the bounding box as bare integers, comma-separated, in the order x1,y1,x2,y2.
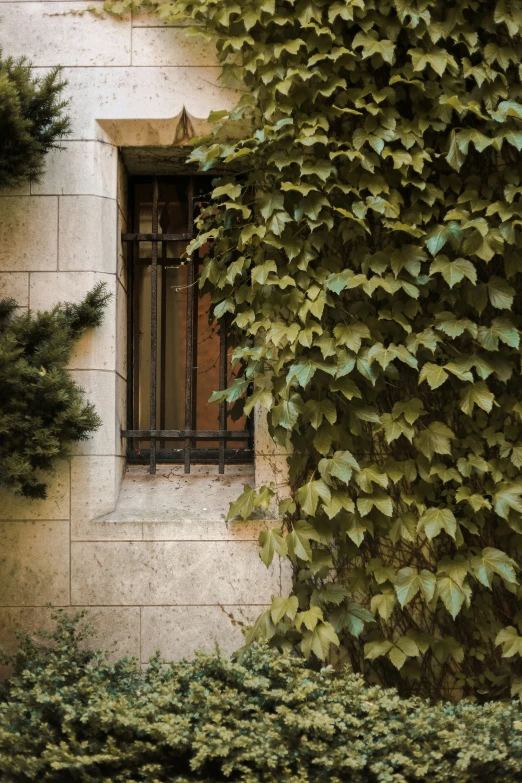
100,0,522,701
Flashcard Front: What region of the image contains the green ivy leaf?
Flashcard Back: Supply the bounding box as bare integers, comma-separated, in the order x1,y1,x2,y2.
318,450,360,484
295,479,331,516
270,595,299,624
419,362,449,390
371,587,397,620
394,567,436,607
496,626,522,658
471,547,518,588
301,621,340,660
417,422,456,461
429,256,477,287
418,507,457,540
258,527,288,566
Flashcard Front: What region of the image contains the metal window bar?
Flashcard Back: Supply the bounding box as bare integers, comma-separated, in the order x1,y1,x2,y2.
122,175,253,474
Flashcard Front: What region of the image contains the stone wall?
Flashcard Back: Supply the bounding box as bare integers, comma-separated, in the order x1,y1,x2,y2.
0,3,291,663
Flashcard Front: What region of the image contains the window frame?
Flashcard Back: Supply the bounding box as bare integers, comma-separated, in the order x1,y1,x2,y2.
122,174,254,474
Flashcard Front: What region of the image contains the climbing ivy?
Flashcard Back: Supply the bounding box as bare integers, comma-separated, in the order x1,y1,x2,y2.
103,0,522,701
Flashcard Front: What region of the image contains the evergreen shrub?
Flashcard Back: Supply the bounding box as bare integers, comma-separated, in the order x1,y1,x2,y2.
0,284,110,498
0,48,70,189
1,612,522,783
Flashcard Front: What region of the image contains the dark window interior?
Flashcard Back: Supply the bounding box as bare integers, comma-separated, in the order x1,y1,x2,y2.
122,175,253,473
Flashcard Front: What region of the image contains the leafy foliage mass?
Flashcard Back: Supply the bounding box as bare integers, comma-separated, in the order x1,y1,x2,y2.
0,284,110,498
0,48,70,190
2,613,522,783
102,0,522,700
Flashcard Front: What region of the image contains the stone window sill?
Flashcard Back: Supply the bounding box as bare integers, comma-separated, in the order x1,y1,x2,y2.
95,464,259,525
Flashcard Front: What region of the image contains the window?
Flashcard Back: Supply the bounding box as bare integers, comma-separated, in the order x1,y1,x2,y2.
122,176,253,474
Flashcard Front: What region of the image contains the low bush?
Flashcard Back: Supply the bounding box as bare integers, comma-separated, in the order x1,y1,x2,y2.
1,613,522,782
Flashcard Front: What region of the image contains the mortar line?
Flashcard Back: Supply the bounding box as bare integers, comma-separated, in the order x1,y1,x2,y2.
0,600,270,610
71,538,261,543
0,604,271,610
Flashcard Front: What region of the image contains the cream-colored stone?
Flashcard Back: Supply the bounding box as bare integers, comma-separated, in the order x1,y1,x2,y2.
59,67,237,141
0,273,29,306
70,455,141,540
254,405,292,456
71,540,281,605
99,465,256,524
0,3,131,66
140,605,264,661
255,453,289,499
0,521,69,606
280,558,293,596
81,607,141,659
132,27,218,67
31,142,117,198
0,461,70,521
29,272,118,371
0,607,55,653
0,606,140,662
0,196,57,271
255,454,291,514
58,196,117,273
69,370,117,455
142,519,268,541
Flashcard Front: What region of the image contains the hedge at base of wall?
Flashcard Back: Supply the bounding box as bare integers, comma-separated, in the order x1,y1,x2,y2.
1,612,522,783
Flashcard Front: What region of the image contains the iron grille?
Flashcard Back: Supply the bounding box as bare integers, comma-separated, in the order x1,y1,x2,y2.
122,175,253,474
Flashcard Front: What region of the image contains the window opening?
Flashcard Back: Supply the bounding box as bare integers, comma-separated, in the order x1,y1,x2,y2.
122,175,253,474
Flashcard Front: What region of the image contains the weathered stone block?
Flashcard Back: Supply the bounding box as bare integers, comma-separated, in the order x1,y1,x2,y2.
82,606,141,660
140,605,264,662
69,370,117,456
60,67,237,140
0,197,58,271
131,27,218,67
0,606,140,662
0,2,131,66
71,540,281,605
31,141,118,199
70,455,140,540
0,521,70,606
0,461,70,521
29,271,118,372
58,196,117,273
255,454,292,516
0,272,29,306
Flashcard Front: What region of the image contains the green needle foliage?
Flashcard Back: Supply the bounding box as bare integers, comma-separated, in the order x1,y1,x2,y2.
0,284,110,499
103,0,522,700
0,48,70,189
2,612,522,782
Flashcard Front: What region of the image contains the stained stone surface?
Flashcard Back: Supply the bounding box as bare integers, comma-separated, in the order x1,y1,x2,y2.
0,8,291,663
